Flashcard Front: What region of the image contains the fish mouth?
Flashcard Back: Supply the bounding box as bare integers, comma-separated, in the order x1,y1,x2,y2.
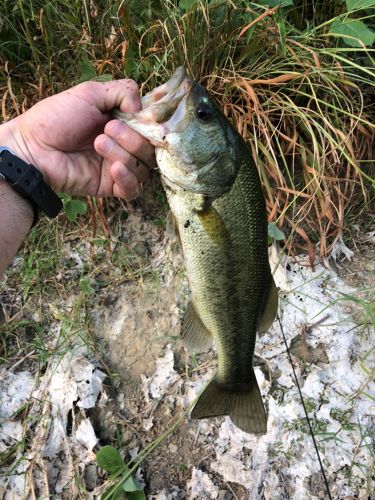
113,67,192,145
141,67,191,120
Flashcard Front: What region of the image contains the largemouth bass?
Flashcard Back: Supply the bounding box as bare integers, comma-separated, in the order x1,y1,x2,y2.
114,67,278,434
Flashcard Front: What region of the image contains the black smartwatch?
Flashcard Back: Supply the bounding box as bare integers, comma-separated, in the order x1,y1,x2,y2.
0,148,62,226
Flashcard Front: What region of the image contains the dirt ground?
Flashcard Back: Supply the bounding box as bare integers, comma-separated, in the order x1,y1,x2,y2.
0,174,374,499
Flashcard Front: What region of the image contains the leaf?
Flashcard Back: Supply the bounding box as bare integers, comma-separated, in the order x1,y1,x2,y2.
96,446,124,475
126,491,146,500
64,199,87,222
124,58,138,78
79,277,94,295
277,19,287,54
122,470,142,493
78,57,97,83
268,222,286,241
330,18,375,47
94,73,113,82
346,0,375,10
102,485,124,500
178,0,198,12
257,0,294,7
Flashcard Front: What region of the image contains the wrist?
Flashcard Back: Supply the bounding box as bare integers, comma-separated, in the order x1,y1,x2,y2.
0,148,62,221
0,118,36,166
0,176,34,223
0,122,37,227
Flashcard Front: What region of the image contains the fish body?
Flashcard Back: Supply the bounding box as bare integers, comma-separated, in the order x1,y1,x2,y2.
114,68,278,434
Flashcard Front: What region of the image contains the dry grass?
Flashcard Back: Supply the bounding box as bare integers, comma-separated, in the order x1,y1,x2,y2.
0,0,374,261
126,1,374,261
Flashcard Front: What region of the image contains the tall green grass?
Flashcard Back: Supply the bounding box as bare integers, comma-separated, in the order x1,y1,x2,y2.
0,0,374,259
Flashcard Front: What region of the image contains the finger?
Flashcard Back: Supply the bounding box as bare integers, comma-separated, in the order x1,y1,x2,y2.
111,161,141,200
104,119,156,169
94,134,150,183
74,79,142,114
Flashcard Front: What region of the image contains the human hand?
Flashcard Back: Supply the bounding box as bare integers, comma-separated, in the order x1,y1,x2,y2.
1,79,155,200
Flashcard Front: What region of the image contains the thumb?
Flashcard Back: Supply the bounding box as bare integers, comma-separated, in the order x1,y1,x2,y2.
76,79,142,114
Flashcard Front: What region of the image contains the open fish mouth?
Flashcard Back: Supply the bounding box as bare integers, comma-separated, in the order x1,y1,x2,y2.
113,67,192,145
141,67,191,119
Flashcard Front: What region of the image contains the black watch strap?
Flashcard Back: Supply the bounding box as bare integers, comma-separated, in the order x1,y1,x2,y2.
0,149,62,220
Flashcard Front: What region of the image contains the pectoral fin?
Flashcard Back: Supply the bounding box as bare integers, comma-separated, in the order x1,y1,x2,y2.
197,206,229,246
165,210,182,247
258,277,278,335
181,302,212,353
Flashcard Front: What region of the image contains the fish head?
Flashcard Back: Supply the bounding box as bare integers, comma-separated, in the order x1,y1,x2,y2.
113,67,243,198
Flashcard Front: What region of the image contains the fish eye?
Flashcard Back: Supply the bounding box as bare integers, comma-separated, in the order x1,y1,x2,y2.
196,105,213,122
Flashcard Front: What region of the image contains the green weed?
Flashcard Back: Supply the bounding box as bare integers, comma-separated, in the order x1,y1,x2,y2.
1,0,374,258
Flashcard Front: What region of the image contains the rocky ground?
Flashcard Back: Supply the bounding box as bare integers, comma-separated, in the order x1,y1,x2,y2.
0,182,374,499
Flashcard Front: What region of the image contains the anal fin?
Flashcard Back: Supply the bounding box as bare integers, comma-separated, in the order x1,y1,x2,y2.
181,302,212,353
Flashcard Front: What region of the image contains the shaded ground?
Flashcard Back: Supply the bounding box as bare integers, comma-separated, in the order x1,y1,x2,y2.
0,181,374,499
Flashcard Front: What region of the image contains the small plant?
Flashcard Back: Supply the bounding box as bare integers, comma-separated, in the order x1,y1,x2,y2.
329,0,375,47
60,194,87,222
268,222,286,244
96,445,145,500
78,56,113,83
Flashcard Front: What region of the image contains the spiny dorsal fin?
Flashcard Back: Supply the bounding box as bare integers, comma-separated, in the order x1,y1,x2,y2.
258,276,278,335
181,302,212,353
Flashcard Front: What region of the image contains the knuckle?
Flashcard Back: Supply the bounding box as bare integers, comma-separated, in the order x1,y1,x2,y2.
123,79,139,93
77,80,100,94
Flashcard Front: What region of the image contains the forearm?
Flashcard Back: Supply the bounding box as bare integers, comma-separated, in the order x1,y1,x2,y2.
0,181,33,277
0,121,34,279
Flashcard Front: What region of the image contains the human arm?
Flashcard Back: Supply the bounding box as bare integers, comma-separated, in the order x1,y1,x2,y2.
0,78,155,278
0,168,34,276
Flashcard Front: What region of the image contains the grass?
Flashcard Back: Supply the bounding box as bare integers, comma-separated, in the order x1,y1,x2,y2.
0,0,374,259
134,1,375,260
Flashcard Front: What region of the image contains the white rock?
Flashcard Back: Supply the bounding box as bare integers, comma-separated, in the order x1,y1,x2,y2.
187,468,219,499
75,418,98,450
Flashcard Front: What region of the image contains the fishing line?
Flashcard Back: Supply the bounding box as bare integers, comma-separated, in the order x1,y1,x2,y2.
277,316,332,500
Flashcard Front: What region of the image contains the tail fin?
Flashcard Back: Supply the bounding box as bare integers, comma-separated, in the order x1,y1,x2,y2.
191,371,267,435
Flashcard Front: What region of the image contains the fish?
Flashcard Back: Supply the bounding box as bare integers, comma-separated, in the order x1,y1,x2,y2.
113,67,278,434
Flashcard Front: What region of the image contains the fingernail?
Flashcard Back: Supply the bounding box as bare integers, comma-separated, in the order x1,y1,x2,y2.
99,138,114,154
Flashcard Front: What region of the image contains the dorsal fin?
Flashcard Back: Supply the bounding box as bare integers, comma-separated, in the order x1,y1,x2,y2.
258,277,278,335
